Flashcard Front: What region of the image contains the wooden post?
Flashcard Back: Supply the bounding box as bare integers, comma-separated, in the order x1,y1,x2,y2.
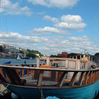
80,55,81,59
0,69,7,82
31,70,34,79
37,71,44,87
94,71,97,81
92,71,95,83
57,72,68,87
0,69,5,79
16,69,19,75
22,69,24,76
88,71,92,84
84,72,89,85
69,72,78,86
46,57,50,65
78,72,84,86
27,70,29,76
37,56,40,67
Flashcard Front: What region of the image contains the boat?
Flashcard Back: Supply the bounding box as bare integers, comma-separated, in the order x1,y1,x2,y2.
0,56,99,99
17,54,21,60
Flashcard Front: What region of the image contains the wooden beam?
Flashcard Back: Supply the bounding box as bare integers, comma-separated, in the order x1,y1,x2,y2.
0,65,98,72
78,72,84,86
88,71,92,84
0,69,7,82
22,69,24,76
27,70,30,76
31,70,34,79
57,72,68,87
37,71,44,87
96,71,99,81
92,71,95,83
69,72,78,86
94,71,97,81
0,69,5,79
83,72,89,85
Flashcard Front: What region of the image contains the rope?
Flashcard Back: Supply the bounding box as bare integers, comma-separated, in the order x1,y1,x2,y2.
40,88,44,99
0,84,10,96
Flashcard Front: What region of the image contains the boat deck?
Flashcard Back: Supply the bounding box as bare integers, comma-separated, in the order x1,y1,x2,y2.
21,74,57,86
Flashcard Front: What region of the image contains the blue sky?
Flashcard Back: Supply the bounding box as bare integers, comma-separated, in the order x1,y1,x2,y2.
0,0,99,55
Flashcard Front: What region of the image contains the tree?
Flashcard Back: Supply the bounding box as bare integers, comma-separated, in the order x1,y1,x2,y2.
26,49,43,58
95,53,99,56
0,46,3,52
50,55,59,57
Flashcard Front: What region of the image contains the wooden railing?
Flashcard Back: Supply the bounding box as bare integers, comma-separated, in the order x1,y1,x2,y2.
16,63,37,67
0,65,99,88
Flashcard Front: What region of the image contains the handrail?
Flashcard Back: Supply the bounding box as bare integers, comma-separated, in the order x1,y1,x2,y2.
0,65,99,72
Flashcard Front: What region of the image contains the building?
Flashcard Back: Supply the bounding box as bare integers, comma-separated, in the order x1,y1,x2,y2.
58,52,68,57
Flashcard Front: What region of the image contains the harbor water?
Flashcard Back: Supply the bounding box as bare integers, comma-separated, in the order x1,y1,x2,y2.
0,58,36,65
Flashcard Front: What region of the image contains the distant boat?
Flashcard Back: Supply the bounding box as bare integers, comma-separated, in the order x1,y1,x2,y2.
17,54,21,60
3,61,11,64
30,57,32,59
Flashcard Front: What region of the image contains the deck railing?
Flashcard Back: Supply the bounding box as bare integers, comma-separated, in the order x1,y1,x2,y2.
0,64,99,88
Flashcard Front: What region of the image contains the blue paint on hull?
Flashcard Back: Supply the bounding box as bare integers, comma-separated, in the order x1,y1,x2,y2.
7,81,99,99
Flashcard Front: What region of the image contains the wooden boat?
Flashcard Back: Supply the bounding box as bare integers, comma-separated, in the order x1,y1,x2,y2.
0,57,99,99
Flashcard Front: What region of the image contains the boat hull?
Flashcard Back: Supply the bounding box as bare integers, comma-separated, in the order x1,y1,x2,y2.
5,81,99,99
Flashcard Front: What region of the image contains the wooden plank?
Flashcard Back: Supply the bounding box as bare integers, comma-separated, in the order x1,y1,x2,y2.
96,71,99,81
0,69,7,82
92,71,95,83
88,71,92,84
0,65,98,72
83,72,89,85
0,69,5,79
56,72,58,81
69,72,78,86
94,71,97,81
16,69,19,75
22,69,24,76
37,71,44,87
57,72,68,87
78,72,85,86
27,70,30,76
31,70,34,79
0,73,7,82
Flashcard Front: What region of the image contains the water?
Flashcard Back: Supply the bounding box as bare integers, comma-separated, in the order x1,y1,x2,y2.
0,58,36,65
0,58,59,99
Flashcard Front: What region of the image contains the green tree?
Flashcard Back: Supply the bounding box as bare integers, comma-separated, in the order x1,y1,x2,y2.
26,49,43,58
95,53,99,56
0,46,3,52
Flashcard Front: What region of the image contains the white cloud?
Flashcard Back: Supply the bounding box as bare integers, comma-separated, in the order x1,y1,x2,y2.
44,15,58,23
0,32,42,49
44,15,86,31
61,15,82,23
56,15,86,31
0,32,98,55
28,0,79,8
0,0,32,15
32,26,69,35
55,22,86,30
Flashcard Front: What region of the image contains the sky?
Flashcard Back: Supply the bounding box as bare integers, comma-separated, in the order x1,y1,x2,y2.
0,0,99,55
